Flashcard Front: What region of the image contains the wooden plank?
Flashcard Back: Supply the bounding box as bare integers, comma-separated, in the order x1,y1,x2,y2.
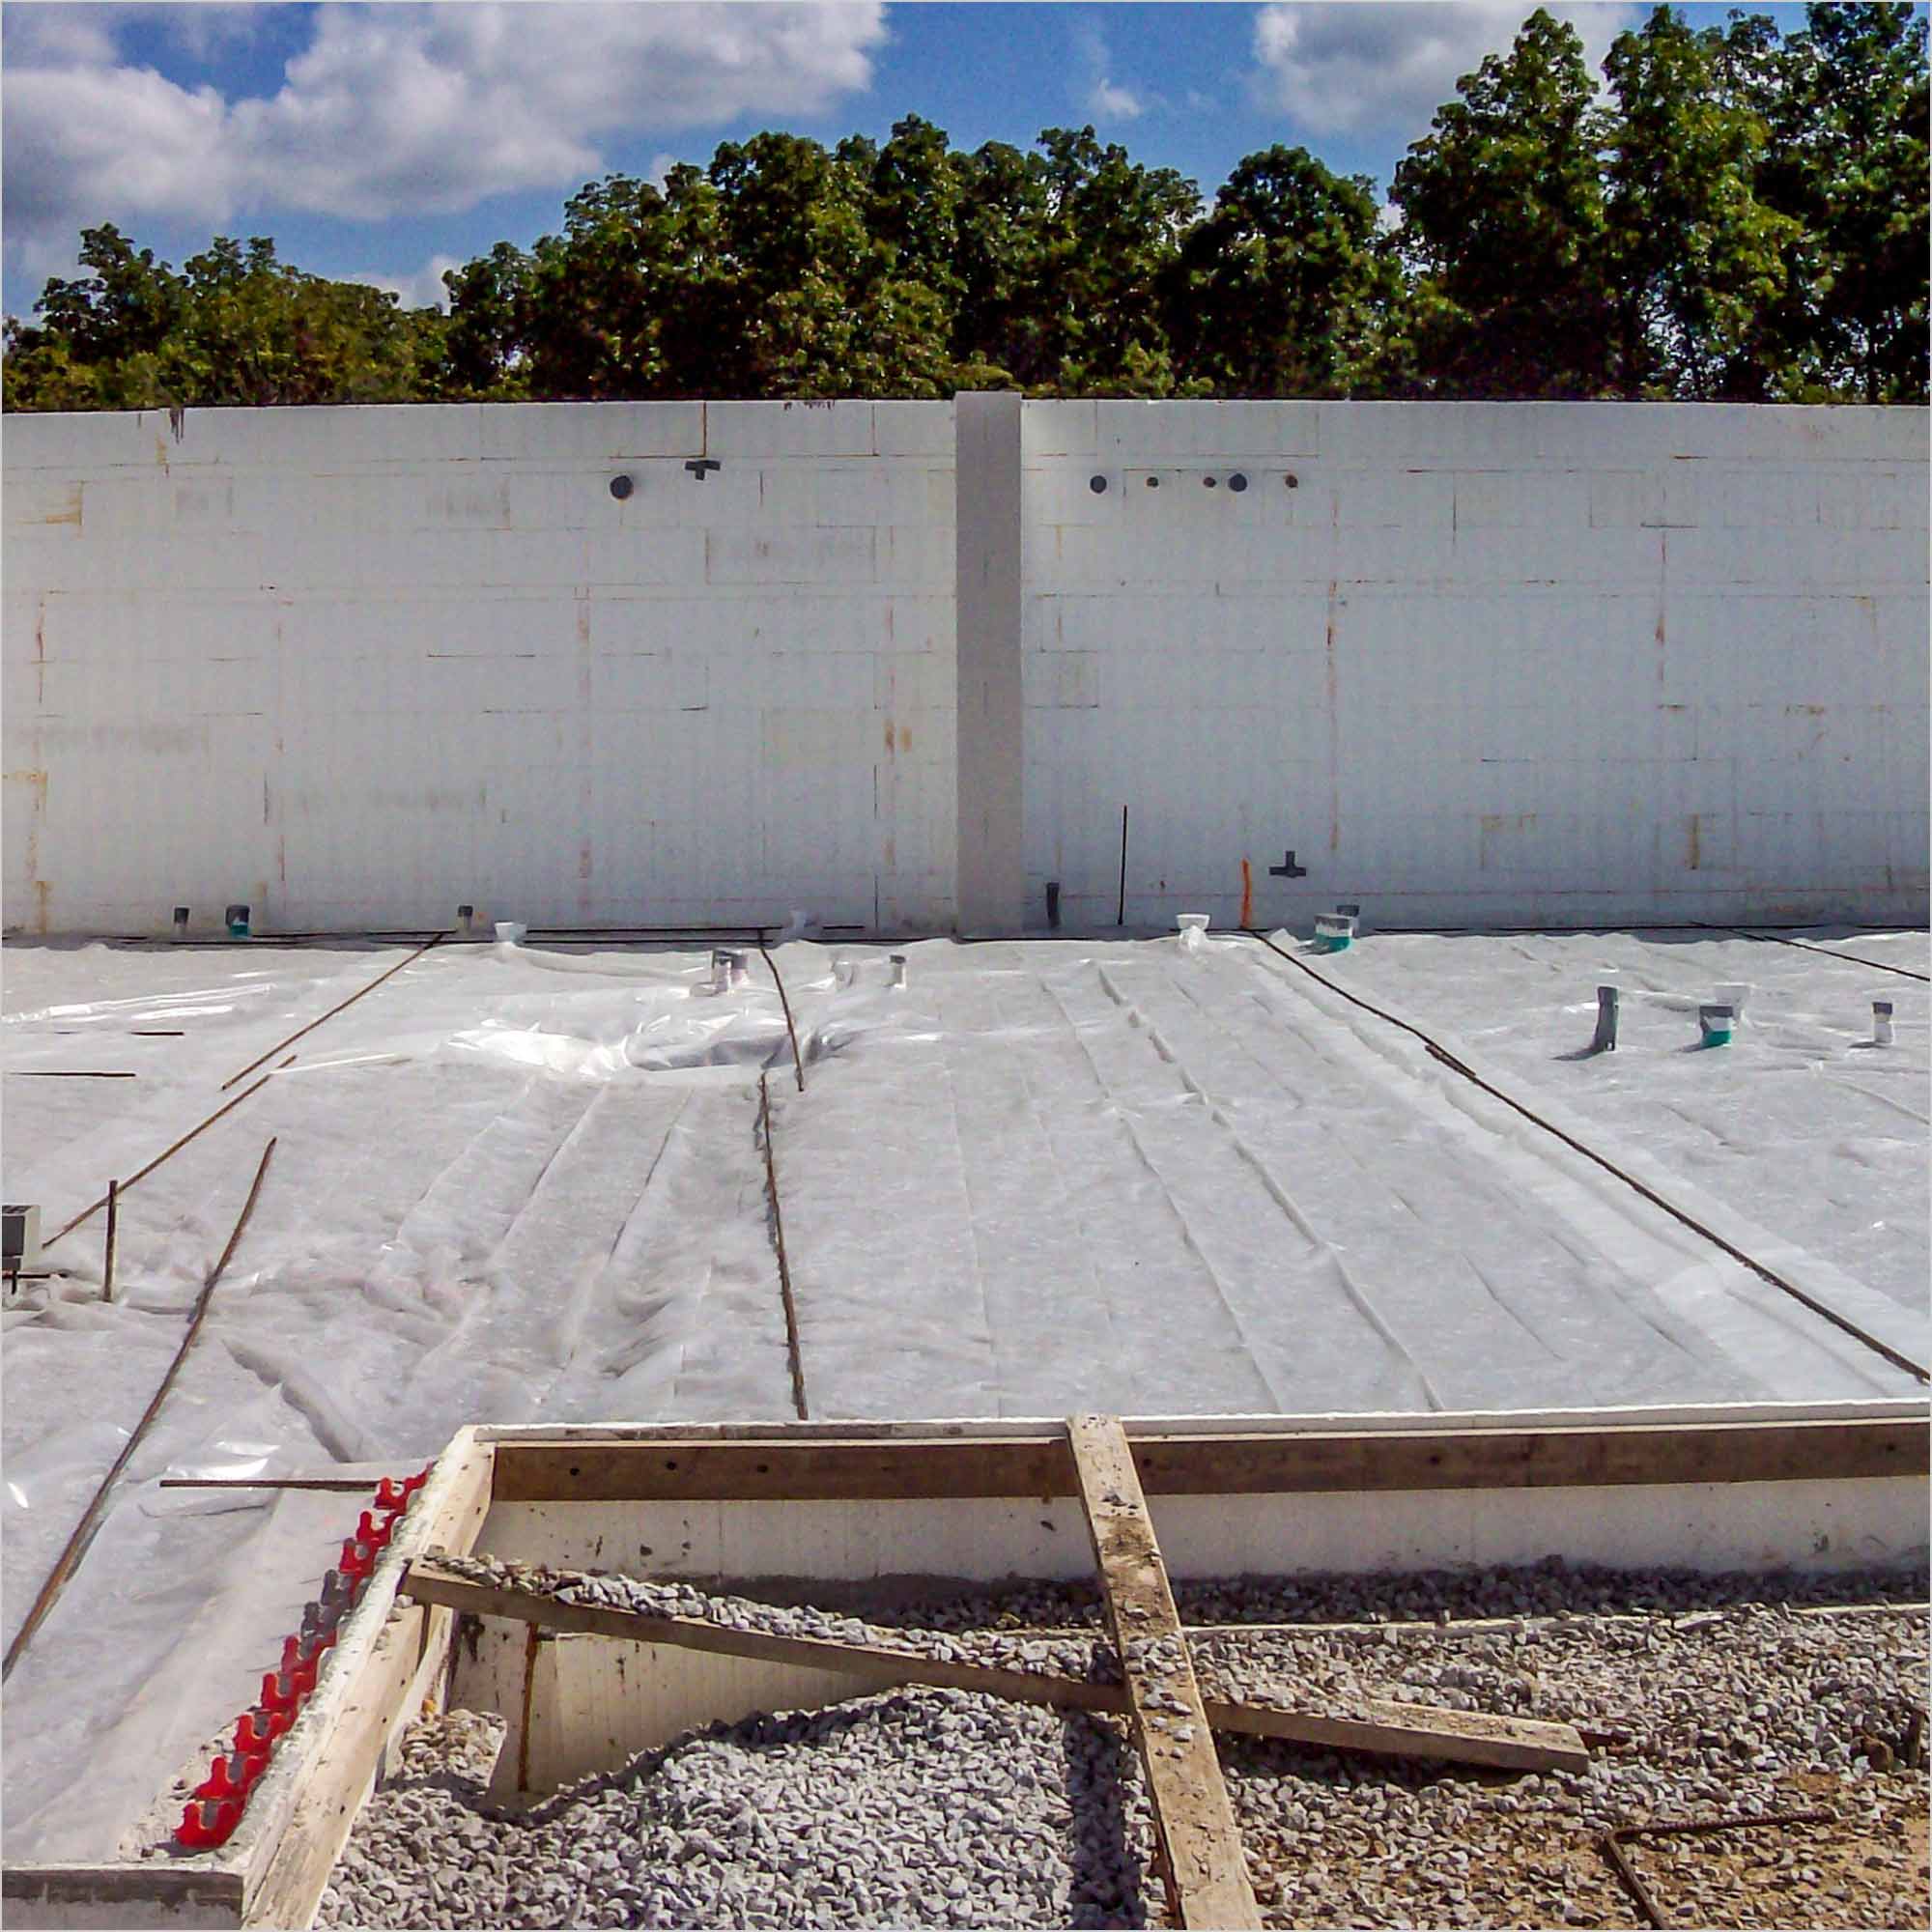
1202,1696,1587,1774
404,1557,1118,1711
1,1861,244,1926
236,1433,495,1932
1067,1414,1261,1929
487,1415,1926,1502
402,1558,1589,1772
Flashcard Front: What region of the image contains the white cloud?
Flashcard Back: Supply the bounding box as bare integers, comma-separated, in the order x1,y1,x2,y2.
1250,2,1640,141
347,253,465,313
1087,77,1146,121
1074,20,1151,123
4,3,886,263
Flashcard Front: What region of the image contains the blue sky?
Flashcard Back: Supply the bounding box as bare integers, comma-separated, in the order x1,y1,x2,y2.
0,3,1850,317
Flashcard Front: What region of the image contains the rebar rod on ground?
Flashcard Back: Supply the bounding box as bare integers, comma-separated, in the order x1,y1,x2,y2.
757,1072,810,1421
44,1056,296,1248
755,940,807,1093
220,934,443,1091
3,1137,279,1683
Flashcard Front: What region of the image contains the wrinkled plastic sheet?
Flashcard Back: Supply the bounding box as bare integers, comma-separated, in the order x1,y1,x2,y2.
2,927,1924,1859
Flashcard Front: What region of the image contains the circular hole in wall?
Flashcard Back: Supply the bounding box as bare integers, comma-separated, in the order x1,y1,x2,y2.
610,474,635,500
1229,473,1248,493
1089,474,1108,494
1203,475,1218,489
1285,473,1300,489
1146,475,1160,488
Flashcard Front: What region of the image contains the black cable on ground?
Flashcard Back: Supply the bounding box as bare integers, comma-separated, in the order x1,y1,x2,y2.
1713,925,1930,984
1241,929,1929,1386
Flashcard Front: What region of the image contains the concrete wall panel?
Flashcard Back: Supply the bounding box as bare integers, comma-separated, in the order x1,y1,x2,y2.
4,402,956,934
1019,402,1927,931
4,399,1923,934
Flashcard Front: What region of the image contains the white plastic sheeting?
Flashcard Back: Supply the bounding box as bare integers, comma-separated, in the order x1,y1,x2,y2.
1,929,1924,1859
1313,926,1929,1321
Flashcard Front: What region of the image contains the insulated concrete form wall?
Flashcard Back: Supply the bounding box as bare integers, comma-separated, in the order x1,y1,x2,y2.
1019,402,1929,929
1,402,955,934
4,400,1924,935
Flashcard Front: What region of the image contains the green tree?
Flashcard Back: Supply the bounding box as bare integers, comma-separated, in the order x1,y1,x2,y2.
1752,2,1929,401
1601,8,1804,398
4,226,438,410
433,242,535,399
1030,128,1199,395
1390,10,1614,397
1167,145,1402,397
167,237,435,406
950,139,1053,386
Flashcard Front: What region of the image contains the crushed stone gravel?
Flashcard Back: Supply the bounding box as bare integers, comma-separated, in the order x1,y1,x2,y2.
315,1561,1926,1930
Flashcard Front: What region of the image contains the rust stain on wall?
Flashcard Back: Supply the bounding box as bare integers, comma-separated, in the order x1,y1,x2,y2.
1480,811,1537,870
9,768,50,928
40,487,82,527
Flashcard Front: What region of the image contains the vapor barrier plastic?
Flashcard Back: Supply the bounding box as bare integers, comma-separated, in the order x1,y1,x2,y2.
1293,927,1930,1321
2,931,1923,1860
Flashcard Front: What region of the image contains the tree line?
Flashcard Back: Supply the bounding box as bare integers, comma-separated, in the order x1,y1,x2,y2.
5,6,1924,412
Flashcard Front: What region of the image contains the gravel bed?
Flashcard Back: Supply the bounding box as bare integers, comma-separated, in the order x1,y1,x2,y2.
320,1690,1153,1930
317,1562,1926,1930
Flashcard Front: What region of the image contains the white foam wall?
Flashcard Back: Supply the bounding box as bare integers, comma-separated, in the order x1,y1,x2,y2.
2,401,956,934
4,399,1924,935
1022,401,1928,929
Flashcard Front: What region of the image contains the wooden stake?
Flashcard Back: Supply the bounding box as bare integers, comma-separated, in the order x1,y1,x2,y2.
1066,1413,1262,1929
100,1181,118,1304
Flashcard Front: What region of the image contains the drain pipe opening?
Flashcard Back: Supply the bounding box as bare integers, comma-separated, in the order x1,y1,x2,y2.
1591,985,1620,1054
1698,1003,1735,1048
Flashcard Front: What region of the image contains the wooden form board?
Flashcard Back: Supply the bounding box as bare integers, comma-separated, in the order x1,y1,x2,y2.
1066,1414,1262,1930
484,1412,1928,1502
8,1406,1920,1925
0,1433,495,1932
